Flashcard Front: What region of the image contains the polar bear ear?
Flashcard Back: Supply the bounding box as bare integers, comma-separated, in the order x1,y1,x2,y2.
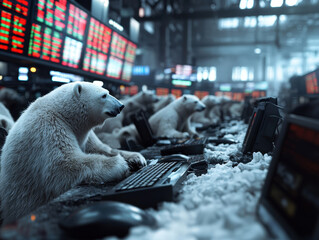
1,119,7,129
183,96,187,101
73,83,82,98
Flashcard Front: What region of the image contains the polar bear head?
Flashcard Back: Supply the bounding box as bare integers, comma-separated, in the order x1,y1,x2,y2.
138,90,159,104
178,94,206,113
201,95,219,108
71,82,124,125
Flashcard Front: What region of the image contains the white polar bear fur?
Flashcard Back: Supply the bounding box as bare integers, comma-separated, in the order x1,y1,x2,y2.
191,95,220,125
153,94,176,112
149,95,206,138
94,98,143,134
0,82,146,223
0,102,14,132
94,90,158,135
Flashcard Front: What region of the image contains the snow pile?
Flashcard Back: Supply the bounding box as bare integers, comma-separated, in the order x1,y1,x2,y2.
205,120,247,164
105,121,274,240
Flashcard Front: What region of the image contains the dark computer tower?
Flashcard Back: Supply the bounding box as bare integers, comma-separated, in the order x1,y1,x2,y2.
242,99,281,154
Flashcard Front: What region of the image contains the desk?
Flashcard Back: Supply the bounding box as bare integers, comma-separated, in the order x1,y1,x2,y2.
0,120,272,240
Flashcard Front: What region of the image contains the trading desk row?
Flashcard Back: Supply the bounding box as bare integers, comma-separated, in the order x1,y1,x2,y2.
1,110,319,240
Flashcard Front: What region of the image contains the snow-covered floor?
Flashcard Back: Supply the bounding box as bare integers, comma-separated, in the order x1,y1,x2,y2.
117,121,274,240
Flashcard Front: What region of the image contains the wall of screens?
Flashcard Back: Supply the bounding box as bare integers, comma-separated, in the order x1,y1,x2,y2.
0,0,137,83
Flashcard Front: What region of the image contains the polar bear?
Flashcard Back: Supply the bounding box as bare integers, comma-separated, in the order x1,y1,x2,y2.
191,95,220,125
0,82,146,223
153,94,176,112
94,90,158,135
94,98,142,134
149,95,206,138
121,90,159,125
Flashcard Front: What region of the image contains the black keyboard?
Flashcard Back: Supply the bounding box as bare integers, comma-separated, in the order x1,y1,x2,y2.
97,161,190,209
160,138,208,156
115,161,178,191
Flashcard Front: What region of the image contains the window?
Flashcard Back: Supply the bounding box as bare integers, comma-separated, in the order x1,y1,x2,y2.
244,17,257,28
209,67,216,81
197,66,216,82
218,18,239,29
258,15,277,27
232,66,254,81
270,0,283,7
239,0,254,9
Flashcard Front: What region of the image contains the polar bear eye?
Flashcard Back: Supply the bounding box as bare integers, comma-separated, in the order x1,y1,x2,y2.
102,94,107,99
194,101,198,104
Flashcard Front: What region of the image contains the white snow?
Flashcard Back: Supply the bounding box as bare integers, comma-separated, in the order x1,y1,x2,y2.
107,121,275,240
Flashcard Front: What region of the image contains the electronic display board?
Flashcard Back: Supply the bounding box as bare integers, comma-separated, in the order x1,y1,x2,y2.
61,36,82,68
0,0,137,84
82,16,111,74
305,71,319,94
156,87,169,96
105,31,127,80
122,61,133,82
0,0,30,54
66,3,87,41
28,0,67,63
61,3,87,68
171,89,182,98
124,41,136,63
110,31,127,59
260,115,319,239
107,56,122,79
121,41,136,82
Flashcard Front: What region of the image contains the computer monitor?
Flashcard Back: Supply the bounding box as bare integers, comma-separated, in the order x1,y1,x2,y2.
257,114,319,240
242,98,280,154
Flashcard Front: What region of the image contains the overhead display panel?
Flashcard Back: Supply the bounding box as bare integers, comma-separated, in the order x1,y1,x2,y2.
66,3,87,41
28,0,67,63
122,41,136,81
62,3,87,68
82,17,111,75
0,0,137,84
0,0,30,54
107,32,128,79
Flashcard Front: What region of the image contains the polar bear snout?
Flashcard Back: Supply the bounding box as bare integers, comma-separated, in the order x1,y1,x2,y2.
105,104,124,117
196,104,206,112
104,95,125,117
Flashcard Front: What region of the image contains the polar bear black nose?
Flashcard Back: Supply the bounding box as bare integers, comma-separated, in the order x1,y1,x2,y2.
119,104,124,111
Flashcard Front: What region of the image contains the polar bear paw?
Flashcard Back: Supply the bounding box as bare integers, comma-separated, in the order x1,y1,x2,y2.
120,151,147,172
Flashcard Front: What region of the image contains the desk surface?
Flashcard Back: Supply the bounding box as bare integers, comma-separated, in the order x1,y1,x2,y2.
0,120,273,240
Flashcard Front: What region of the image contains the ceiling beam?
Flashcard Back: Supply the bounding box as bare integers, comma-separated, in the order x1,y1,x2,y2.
134,5,319,21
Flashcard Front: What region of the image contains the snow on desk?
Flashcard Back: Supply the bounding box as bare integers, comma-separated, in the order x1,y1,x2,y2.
124,121,273,240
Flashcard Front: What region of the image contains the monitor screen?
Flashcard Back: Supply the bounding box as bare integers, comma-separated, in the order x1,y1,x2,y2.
171,89,182,98
121,61,133,82
66,3,87,41
110,31,127,59
82,16,111,74
121,41,136,82
106,31,127,80
305,72,319,94
28,0,68,63
106,56,122,79
156,88,169,96
0,0,137,83
264,117,319,237
124,41,136,63
0,0,30,54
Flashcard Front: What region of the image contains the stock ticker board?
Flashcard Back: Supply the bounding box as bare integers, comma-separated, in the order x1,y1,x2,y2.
0,0,137,82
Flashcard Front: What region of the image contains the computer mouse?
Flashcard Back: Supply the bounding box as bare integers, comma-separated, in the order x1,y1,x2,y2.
158,153,190,162
59,201,157,239
207,137,238,145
